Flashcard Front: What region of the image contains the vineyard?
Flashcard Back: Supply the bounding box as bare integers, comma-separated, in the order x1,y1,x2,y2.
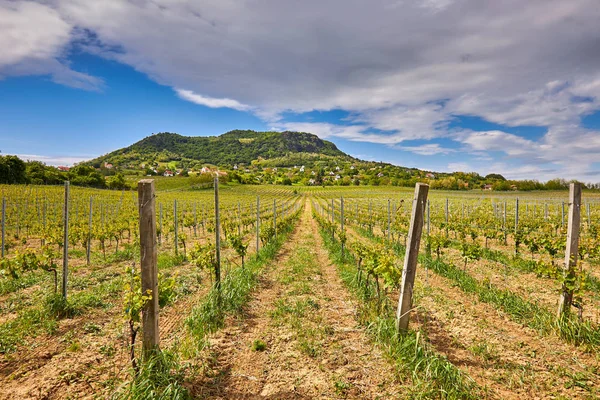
1,182,600,399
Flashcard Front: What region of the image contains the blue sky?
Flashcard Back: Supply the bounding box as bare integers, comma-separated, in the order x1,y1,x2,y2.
1,0,600,181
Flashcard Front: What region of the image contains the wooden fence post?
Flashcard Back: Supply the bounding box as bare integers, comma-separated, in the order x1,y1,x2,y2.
214,176,221,287
396,183,429,331
138,179,160,354
558,183,582,318
62,181,70,299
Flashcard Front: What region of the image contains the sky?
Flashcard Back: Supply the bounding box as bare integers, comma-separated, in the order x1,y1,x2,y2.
1,0,600,182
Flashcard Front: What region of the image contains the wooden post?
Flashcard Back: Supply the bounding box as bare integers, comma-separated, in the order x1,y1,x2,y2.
1,197,5,258
561,202,565,227
62,181,70,299
558,183,582,318
138,179,160,354
87,196,93,265
396,183,429,331
256,196,260,254
214,176,221,287
174,200,178,256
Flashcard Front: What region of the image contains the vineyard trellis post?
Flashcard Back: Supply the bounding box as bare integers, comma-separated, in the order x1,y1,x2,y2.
340,196,345,258
558,183,582,319
561,202,565,227
256,196,260,254
445,198,449,237
273,199,277,241
238,201,242,236
1,197,5,258
214,176,221,288
397,183,429,332
62,181,70,299
158,203,163,246
138,179,160,354
174,200,178,256
387,199,391,241
87,196,93,265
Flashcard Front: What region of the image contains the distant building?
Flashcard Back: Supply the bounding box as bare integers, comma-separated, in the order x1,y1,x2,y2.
201,167,211,174
426,173,436,179
483,184,493,191
104,162,114,169
164,170,174,177
57,166,70,172
377,172,384,177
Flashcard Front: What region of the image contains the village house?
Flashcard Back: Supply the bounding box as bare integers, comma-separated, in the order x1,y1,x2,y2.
483,184,493,191
164,170,174,177
57,166,70,172
104,162,114,169
426,173,436,179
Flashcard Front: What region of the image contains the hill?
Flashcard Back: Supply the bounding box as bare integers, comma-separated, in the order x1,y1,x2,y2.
87,130,349,169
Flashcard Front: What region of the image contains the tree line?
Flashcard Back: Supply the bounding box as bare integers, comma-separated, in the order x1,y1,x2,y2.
0,155,130,189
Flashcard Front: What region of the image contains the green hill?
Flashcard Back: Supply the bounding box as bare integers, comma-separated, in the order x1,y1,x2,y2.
87,130,349,168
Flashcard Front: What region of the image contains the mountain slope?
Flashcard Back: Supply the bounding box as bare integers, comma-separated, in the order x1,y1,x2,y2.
88,130,349,168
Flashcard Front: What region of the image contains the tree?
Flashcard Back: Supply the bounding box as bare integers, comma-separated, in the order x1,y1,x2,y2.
0,155,27,184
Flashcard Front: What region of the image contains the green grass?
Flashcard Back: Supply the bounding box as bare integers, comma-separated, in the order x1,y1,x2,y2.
317,219,484,399
185,210,301,347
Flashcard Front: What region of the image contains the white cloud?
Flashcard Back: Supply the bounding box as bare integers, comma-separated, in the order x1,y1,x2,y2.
447,162,472,172
175,88,251,111
0,1,101,90
14,154,91,166
4,0,600,179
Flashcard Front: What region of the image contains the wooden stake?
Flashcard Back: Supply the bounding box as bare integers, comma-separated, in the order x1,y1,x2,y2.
138,179,159,354
396,183,429,331
558,183,582,318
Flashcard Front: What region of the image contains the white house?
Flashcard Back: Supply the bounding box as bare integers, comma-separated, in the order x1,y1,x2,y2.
164,170,174,177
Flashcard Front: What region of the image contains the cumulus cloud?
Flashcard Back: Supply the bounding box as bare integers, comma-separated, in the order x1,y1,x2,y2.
3,0,600,179
175,89,251,111
0,1,101,90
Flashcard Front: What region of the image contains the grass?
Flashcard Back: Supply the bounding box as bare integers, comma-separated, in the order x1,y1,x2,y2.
114,349,191,400
317,220,484,399
185,210,301,347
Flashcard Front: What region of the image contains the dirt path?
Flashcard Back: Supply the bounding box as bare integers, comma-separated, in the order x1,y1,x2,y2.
191,199,401,399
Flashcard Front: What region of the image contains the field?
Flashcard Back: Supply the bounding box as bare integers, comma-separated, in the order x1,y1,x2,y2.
0,182,599,399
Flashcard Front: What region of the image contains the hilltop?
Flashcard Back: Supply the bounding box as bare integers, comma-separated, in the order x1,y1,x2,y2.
86,130,349,169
